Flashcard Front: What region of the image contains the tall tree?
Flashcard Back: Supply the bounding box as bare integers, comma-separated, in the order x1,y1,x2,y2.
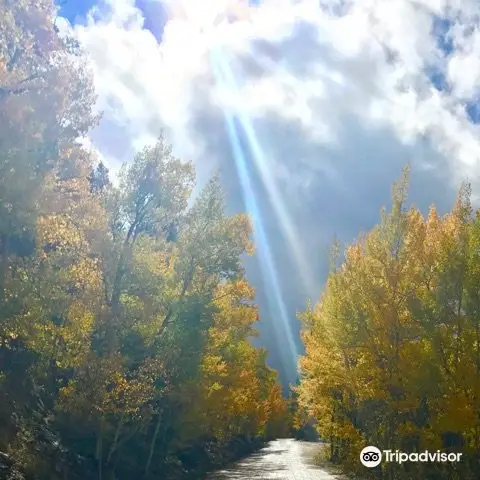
298,170,479,478
0,3,289,478
0,0,97,298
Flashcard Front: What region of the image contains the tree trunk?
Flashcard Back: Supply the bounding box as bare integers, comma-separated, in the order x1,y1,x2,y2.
96,417,105,480
107,412,125,464
111,223,136,311
157,258,196,337
144,410,163,478
0,234,8,300
107,222,137,350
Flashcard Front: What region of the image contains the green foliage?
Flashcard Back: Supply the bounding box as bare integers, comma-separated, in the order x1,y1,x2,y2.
0,2,288,478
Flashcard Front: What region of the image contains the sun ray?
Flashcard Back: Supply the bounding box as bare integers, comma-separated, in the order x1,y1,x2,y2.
210,46,300,369
215,47,317,297
166,0,306,371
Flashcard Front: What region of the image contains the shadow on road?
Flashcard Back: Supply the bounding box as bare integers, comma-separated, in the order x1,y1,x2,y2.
209,462,288,479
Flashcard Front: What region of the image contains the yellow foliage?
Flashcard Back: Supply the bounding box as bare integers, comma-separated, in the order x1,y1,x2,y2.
298,176,480,472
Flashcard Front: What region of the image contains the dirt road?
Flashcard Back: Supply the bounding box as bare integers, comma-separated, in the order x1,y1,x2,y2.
208,438,341,479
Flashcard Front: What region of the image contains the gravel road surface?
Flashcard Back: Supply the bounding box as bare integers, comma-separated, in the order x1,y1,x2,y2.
208,438,341,479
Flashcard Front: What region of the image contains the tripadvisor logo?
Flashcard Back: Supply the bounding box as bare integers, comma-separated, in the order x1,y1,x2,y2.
360,446,463,468
360,446,382,467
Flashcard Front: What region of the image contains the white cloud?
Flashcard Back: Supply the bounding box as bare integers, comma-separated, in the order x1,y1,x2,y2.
61,0,480,184
60,0,480,275
61,0,480,380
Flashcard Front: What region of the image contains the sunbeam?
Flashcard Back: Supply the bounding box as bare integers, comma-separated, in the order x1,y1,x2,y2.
215,47,317,297
210,46,300,371
166,0,317,295
160,0,308,372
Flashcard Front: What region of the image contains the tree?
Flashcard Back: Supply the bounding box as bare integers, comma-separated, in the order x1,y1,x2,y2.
89,162,111,194
48,140,285,480
0,0,97,299
0,3,289,478
298,170,479,478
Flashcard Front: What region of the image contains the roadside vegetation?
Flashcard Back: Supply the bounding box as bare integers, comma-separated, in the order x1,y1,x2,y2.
297,169,480,479
0,2,289,479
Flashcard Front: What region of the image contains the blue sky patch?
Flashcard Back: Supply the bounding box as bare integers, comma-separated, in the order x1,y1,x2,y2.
57,0,169,41
135,0,168,41
427,65,449,93
432,15,454,56
466,101,480,124
56,0,97,24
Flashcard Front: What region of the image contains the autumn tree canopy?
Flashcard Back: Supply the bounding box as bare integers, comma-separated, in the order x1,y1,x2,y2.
0,1,289,479
298,168,480,479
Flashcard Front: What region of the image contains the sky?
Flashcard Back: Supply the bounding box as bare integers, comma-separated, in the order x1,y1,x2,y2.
56,0,480,386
